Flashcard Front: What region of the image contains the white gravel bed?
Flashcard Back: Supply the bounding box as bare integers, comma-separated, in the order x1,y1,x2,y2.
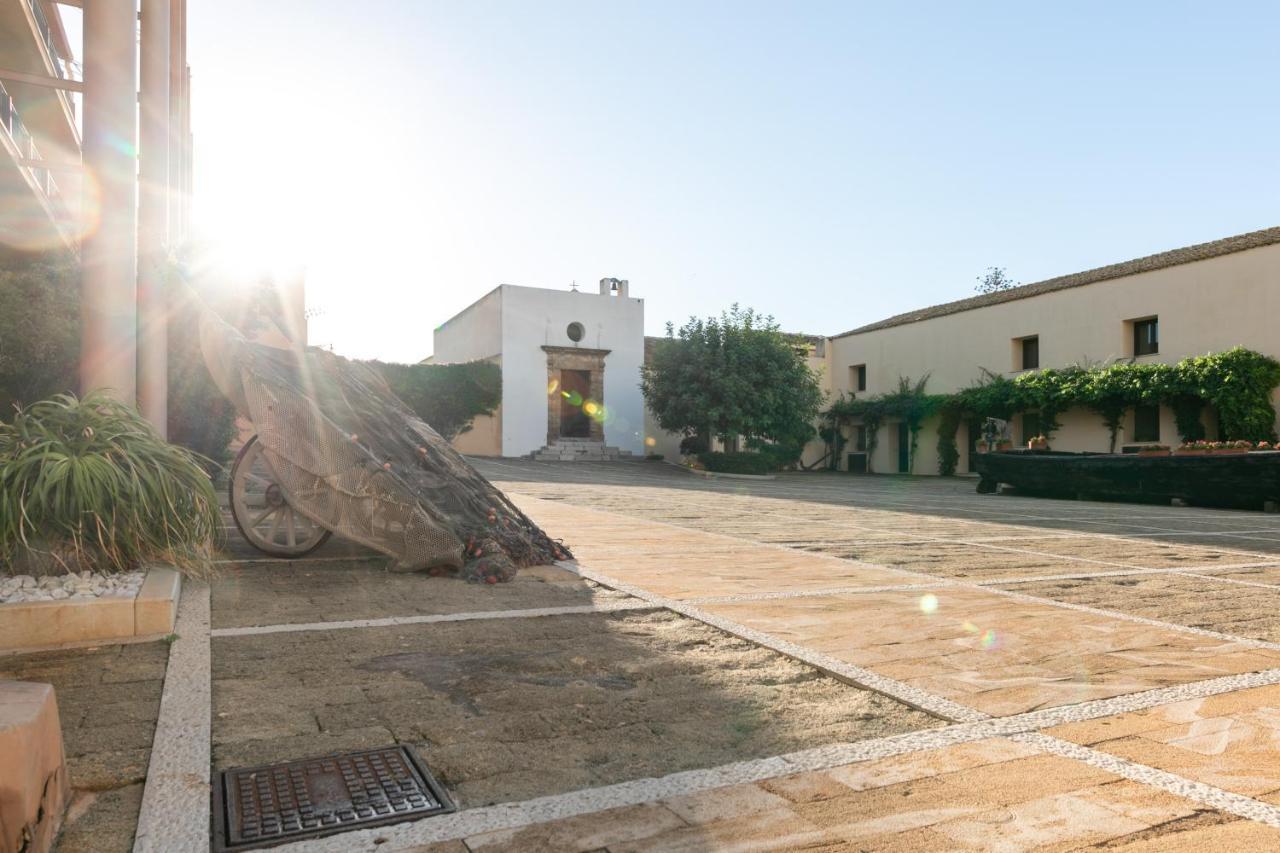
0,570,146,604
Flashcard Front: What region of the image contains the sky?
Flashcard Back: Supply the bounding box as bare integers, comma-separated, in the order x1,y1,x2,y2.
170,1,1280,362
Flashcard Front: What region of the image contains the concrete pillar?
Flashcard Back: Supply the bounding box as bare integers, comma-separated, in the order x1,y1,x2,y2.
167,0,186,242
81,0,139,403
138,0,170,436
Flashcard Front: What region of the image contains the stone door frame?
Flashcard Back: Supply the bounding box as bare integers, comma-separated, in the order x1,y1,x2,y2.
542,345,610,445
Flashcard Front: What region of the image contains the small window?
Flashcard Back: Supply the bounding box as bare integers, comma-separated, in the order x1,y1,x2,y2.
851,364,867,392
1134,404,1160,442
566,321,585,342
1133,318,1158,356
1020,336,1039,370
1022,412,1041,444
854,425,867,452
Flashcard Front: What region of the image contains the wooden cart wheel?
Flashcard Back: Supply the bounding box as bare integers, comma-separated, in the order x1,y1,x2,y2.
229,435,332,558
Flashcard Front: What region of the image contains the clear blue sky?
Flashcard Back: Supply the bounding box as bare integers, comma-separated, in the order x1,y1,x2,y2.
185,1,1280,362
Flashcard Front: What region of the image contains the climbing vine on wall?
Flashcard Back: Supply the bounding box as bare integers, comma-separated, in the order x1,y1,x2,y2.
822,348,1280,475
823,376,947,473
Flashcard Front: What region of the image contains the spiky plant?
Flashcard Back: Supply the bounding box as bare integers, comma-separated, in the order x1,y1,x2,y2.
0,392,221,577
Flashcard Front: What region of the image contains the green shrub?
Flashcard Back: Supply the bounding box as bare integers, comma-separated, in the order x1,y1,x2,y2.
697,451,773,475
0,253,79,414
679,434,711,456
0,393,221,577
371,360,501,441
753,440,805,470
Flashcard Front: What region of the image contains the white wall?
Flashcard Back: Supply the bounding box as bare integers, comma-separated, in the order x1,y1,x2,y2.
432,288,504,362
500,285,645,457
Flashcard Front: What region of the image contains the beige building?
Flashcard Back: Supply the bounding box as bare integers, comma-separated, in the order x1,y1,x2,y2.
819,226,1280,475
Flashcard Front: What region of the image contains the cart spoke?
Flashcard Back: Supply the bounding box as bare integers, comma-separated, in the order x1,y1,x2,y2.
242,472,273,491
285,509,297,547
251,506,277,528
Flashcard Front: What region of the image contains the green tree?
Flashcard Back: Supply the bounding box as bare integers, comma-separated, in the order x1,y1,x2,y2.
974,267,1019,294
371,360,501,441
642,305,823,456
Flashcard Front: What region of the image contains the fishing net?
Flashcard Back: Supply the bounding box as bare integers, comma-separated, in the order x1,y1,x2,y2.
198,302,569,582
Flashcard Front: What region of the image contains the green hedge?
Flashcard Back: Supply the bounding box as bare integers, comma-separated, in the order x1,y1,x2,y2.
371,360,501,441
697,451,774,475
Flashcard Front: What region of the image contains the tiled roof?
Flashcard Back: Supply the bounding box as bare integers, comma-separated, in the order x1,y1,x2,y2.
833,226,1280,339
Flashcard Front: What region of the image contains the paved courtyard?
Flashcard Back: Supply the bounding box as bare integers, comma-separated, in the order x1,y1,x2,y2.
20,460,1280,850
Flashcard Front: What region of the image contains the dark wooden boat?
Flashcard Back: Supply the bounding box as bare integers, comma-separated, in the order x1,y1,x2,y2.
972,449,1280,510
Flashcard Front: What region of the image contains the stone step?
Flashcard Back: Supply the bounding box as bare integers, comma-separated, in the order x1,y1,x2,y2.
532,443,636,462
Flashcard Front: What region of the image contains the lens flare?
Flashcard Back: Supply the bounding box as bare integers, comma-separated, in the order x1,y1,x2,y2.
547,379,559,395
980,629,1000,650
645,436,657,447
918,593,938,615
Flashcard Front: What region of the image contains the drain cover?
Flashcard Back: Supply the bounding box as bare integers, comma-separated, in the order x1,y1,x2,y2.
213,745,453,851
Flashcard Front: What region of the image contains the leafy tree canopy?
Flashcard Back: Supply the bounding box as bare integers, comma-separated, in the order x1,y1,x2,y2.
641,305,824,450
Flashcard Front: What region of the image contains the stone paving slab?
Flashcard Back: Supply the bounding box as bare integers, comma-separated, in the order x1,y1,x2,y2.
211,560,634,628
140,465,1280,850
1046,682,1280,801
1003,573,1280,644
703,590,1280,716
445,737,1275,852
517,496,1280,717
211,609,936,809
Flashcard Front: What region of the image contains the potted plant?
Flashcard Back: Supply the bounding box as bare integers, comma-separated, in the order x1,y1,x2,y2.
1027,435,1049,451
975,439,990,454
1136,444,1171,457
1175,440,1210,456
1254,441,1275,452
1213,440,1251,456
995,438,1014,451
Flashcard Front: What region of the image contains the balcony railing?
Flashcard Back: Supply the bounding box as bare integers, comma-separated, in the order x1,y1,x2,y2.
27,0,64,79
0,79,69,221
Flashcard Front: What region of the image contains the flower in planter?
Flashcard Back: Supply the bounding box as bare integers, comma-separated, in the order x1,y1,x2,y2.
1258,441,1273,450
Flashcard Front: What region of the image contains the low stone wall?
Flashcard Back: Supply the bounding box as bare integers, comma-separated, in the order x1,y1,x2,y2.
0,568,181,652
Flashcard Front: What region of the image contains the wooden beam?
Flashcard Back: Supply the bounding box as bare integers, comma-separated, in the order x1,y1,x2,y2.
0,67,84,93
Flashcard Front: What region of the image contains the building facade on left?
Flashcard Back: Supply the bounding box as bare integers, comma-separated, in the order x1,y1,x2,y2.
1,0,192,435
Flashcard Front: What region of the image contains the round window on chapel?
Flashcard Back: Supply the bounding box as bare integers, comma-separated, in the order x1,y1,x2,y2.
566,322,585,343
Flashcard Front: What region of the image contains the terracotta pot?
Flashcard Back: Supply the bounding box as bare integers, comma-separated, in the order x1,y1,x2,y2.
996,441,1013,451
976,442,990,454
1028,441,1049,451
1174,449,1206,456
1212,448,1248,455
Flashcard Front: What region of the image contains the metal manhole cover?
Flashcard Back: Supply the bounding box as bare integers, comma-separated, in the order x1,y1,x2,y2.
212,745,453,851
